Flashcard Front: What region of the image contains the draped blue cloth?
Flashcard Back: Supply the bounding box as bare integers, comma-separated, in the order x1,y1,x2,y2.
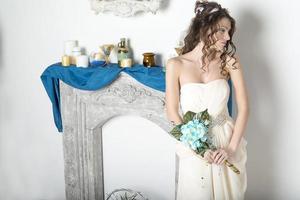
41,62,166,132
41,61,232,132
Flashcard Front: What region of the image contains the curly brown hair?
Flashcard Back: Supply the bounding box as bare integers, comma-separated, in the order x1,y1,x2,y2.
182,0,237,78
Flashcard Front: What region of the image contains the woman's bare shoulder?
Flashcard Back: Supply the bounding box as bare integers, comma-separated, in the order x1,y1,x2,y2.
168,55,194,68
166,57,187,75
167,56,185,67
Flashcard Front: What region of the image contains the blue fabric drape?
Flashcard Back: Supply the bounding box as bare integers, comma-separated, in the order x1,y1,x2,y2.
228,79,233,116
41,62,166,132
41,61,232,132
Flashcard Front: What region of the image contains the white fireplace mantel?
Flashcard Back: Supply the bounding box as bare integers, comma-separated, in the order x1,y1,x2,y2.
60,72,173,200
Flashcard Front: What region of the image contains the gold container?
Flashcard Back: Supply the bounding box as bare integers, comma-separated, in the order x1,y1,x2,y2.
62,55,71,66
143,52,155,67
120,58,133,68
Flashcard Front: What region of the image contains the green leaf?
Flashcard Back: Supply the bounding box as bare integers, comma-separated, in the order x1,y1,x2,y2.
170,125,182,140
183,111,196,123
199,149,206,157
200,109,211,121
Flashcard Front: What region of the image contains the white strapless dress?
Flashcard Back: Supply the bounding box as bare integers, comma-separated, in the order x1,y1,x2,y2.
176,79,247,200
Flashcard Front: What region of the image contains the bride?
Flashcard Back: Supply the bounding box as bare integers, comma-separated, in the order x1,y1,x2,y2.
165,1,249,199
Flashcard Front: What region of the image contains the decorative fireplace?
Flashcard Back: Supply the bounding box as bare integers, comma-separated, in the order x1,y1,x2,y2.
60,72,174,200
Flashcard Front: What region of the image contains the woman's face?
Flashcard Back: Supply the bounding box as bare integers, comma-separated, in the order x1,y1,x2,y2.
213,17,232,51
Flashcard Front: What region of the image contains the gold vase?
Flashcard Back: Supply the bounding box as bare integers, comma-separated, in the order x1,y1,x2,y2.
142,52,155,67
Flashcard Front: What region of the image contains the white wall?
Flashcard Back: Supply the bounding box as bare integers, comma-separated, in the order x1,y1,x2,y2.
0,0,299,199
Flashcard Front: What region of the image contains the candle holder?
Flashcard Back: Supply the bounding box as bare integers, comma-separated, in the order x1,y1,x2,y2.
142,52,156,67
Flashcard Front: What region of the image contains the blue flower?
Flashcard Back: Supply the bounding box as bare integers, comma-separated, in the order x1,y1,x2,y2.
179,119,209,150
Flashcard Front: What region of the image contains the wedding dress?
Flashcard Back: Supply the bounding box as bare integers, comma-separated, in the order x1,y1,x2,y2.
176,79,247,200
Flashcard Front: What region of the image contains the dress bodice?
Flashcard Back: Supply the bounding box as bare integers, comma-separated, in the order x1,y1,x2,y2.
180,79,230,118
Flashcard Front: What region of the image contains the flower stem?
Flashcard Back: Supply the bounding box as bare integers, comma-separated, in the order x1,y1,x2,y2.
224,160,240,174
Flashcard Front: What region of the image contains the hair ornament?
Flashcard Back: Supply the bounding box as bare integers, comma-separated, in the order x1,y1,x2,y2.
195,2,220,16
209,8,219,14
195,6,204,14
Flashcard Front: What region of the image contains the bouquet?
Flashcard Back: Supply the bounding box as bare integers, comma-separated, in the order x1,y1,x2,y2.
170,109,240,174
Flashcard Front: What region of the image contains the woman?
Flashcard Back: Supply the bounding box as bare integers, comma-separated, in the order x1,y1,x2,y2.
165,1,249,199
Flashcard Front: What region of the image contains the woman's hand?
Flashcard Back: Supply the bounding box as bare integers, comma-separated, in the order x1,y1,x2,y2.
212,148,234,165
203,150,215,164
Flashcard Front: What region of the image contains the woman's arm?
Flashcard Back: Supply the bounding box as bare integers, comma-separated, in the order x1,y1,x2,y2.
213,56,249,165
227,56,249,154
165,58,183,125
